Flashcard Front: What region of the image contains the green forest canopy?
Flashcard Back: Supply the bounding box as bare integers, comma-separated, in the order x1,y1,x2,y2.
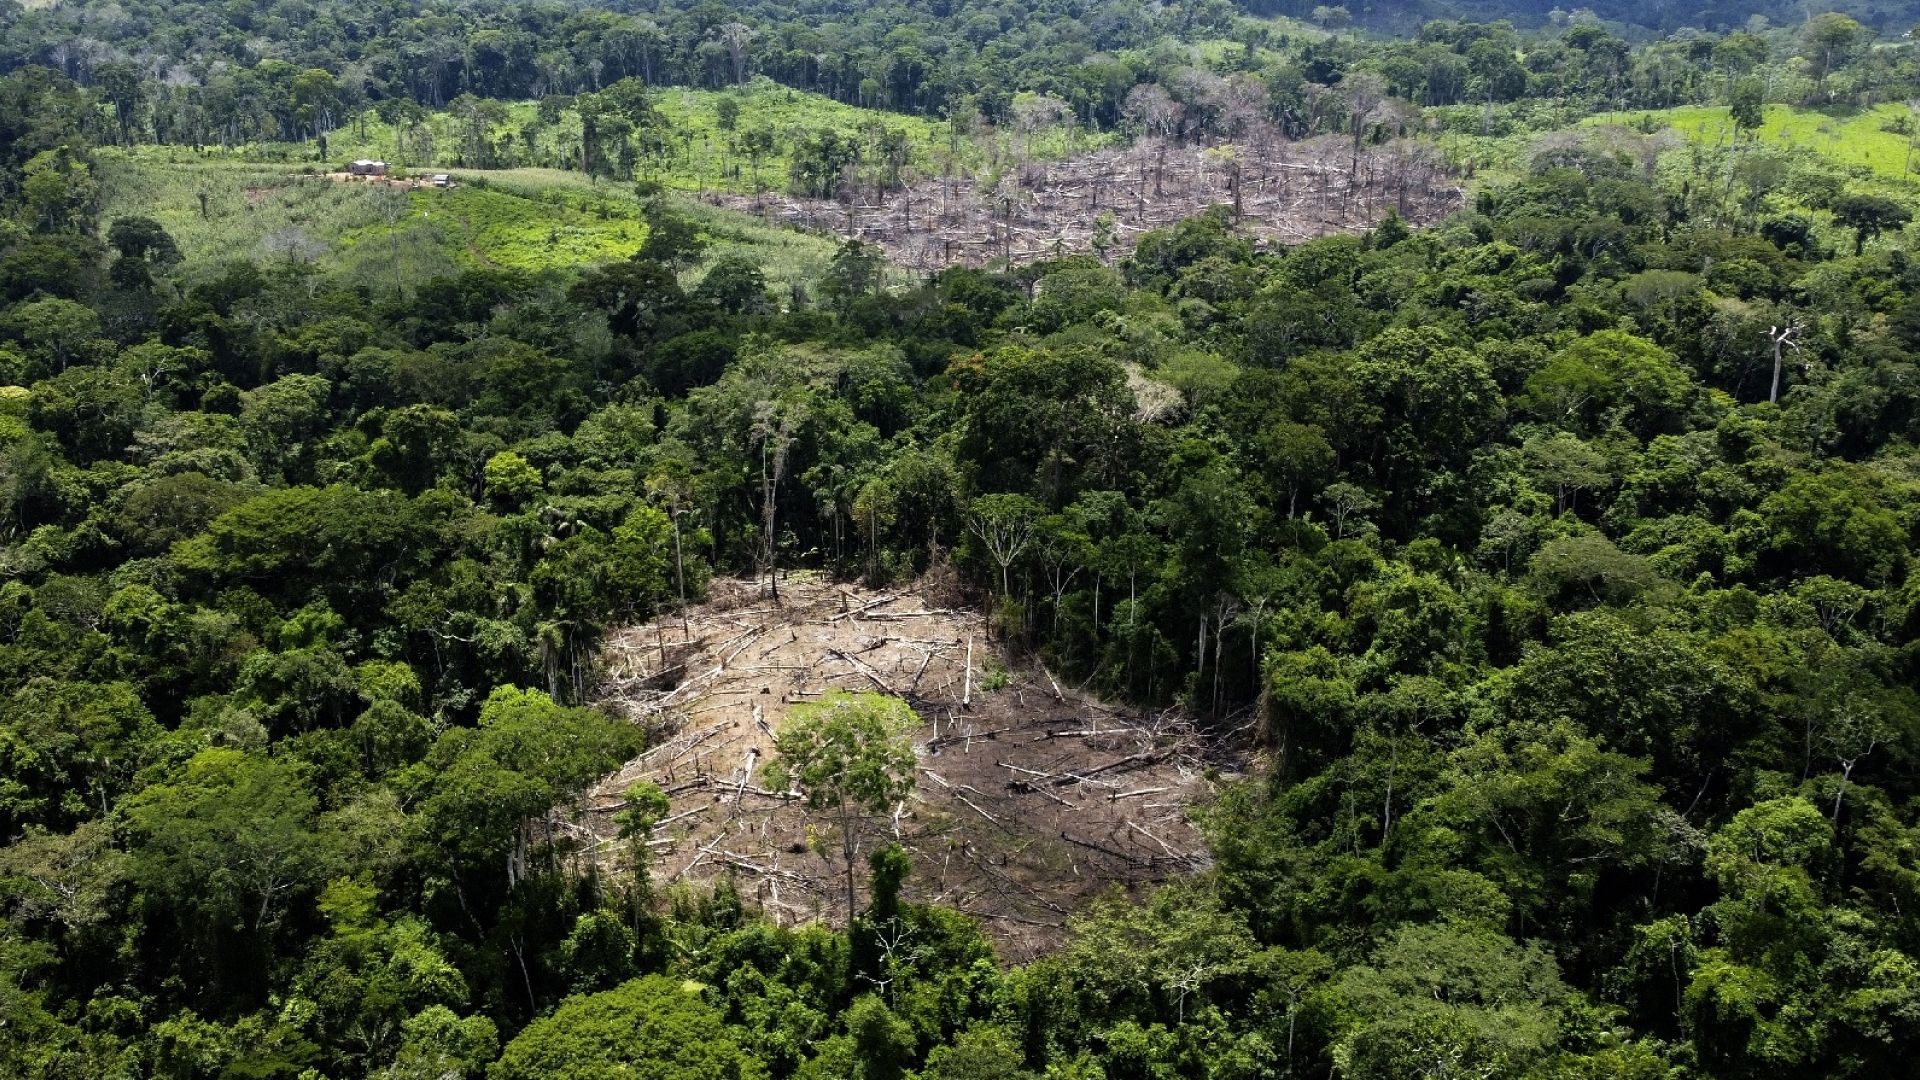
1,3,1919,1079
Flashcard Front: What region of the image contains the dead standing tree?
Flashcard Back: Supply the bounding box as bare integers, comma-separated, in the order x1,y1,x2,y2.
1340,72,1388,221
1010,94,1070,165
1123,83,1184,198
751,399,806,600
1769,320,1802,404
984,173,1033,265
715,22,754,85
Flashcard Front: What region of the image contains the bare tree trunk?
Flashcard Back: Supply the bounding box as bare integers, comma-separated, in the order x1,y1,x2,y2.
672,512,689,633
840,796,857,918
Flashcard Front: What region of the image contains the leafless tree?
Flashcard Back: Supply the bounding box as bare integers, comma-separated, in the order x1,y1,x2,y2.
1010,93,1069,161
967,499,1037,602
261,227,324,267
983,172,1029,264
1122,83,1183,142
1769,320,1802,404
1342,71,1388,171
1222,75,1269,147
751,399,805,600
1822,698,1887,821
716,22,755,85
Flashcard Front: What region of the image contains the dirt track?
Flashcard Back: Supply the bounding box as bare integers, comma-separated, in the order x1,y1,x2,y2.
577,573,1240,960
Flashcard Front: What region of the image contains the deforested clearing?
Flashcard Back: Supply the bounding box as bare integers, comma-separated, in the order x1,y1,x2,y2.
703,131,1463,269
582,575,1240,960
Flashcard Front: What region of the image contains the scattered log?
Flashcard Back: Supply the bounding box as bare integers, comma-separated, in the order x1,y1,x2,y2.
736,785,801,800
1059,830,1143,866
962,909,1063,928
827,593,899,620
733,749,758,807
654,804,710,827
673,830,729,881
954,791,1001,827
923,768,1000,826
720,625,773,666
1049,769,1120,790
962,633,973,707
1128,820,1180,858
828,647,899,696
1078,751,1163,778
1039,663,1066,703
1009,779,1077,809
928,725,1013,750
718,852,812,882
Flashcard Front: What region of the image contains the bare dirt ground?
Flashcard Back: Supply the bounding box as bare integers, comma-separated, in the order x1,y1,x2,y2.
700,132,1462,270
320,172,447,189
573,573,1243,960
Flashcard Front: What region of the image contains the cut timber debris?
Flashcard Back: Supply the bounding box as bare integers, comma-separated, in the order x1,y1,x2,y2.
698,128,1463,270
568,573,1241,962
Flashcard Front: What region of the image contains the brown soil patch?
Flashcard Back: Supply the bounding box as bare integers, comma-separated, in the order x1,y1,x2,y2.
578,573,1240,961
699,132,1462,270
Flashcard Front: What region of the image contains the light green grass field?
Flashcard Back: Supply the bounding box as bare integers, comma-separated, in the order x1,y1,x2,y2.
628,82,1109,192
155,80,1108,198
1426,99,1597,191
96,156,395,272
96,152,645,275
344,184,645,273
96,150,842,291
646,82,1110,182
1629,103,1920,182
1431,129,1538,191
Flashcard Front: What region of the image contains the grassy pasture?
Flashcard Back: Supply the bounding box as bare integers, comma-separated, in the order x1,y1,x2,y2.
149,80,1108,198
95,156,400,274
96,153,645,276
96,149,841,291
1636,103,1920,182
348,185,644,273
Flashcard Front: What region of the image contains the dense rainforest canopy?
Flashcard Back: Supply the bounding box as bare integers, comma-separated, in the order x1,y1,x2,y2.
2,0,1913,141
2,1,1920,1078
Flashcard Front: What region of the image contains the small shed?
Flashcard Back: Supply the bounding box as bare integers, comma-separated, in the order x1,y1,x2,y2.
347,159,389,177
